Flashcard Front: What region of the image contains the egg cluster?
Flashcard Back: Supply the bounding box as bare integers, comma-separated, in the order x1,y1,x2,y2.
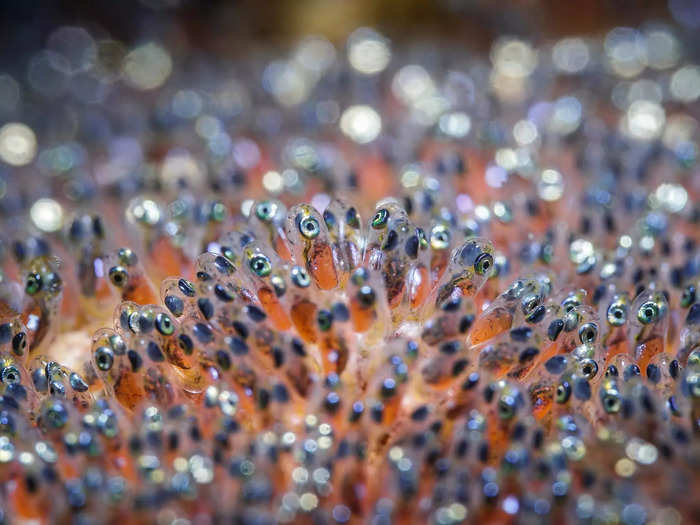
0,18,698,525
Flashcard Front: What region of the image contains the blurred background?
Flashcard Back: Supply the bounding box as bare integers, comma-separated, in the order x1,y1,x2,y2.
0,0,692,66
0,0,696,196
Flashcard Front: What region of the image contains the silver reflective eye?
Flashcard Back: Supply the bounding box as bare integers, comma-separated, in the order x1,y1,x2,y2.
578,323,598,344
579,358,598,379
95,346,114,371
602,391,621,413
607,300,627,326
637,301,659,325
255,200,278,222
299,216,320,239
291,266,311,287
1,365,20,385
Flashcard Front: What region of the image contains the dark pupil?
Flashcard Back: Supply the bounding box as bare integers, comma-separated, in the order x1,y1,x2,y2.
306,222,314,231
481,260,489,269
645,308,654,318
615,310,622,318
261,206,269,215
583,365,591,374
